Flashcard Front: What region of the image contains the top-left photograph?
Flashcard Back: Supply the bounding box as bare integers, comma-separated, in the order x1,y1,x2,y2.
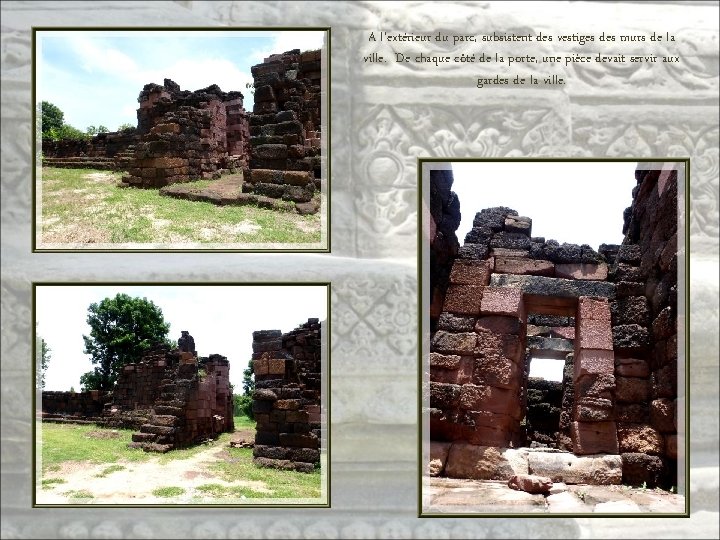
33,28,329,252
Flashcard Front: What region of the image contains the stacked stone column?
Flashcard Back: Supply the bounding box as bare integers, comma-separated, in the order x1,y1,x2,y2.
252,319,322,473
430,257,525,448
571,297,618,454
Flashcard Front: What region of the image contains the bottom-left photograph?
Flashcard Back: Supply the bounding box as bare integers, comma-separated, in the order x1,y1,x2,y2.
33,283,329,507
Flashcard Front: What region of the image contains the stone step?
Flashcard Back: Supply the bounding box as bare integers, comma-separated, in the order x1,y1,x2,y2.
131,432,156,443
140,424,175,436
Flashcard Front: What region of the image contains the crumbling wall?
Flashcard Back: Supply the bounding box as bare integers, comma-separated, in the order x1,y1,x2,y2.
41,131,139,170
429,169,461,333
126,345,234,452
430,166,679,488
41,390,111,419
252,318,322,473
611,166,678,487
121,79,249,188
242,49,322,214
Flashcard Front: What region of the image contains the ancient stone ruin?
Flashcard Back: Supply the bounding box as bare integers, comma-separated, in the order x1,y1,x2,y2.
42,49,323,214
251,318,322,473
41,331,234,453
429,166,679,489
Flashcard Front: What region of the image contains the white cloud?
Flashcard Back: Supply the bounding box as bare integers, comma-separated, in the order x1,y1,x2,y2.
250,31,326,63
68,35,138,75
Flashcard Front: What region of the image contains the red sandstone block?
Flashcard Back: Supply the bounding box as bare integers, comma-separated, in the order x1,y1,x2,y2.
555,263,608,281
480,287,524,318
550,326,575,340
617,423,663,455
463,410,517,431
571,421,618,455
665,434,678,460
253,358,269,376
268,358,286,375
574,349,615,379
475,315,521,335
494,257,554,277
577,296,611,322
576,319,613,350
458,384,520,418
464,424,511,447
472,354,520,390
431,357,473,385
275,399,301,410
575,373,615,400
443,285,483,315
449,260,491,286
650,398,675,433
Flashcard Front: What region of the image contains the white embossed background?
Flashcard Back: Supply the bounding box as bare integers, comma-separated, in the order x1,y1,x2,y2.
1,1,718,538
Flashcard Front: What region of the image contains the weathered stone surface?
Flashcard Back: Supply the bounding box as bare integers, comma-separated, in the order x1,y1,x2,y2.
431,331,477,354
480,287,524,317
615,263,644,282
571,421,619,455
504,215,532,235
508,474,552,494
574,397,614,422
431,357,473,385
437,313,476,333
612,324,650,352
490,274,616,299
611,296,650,326
429,441,452,476
472,355,520,390
528,336,574,354
652,306,675,340
474,315,521,335
490,231,532,250
577,318,614,350
622,453,666,488
650,398,676,433
615,376,650,403
575,349,614,378
458,384,520,418
527,452,622,484
651,363,677,399
494,256,554,276
429,352,461,370
556,263,608,281
616,402,650,423
430,382,461,409
576,373,615,400
462,410,517,431
443,284,484,315
615,357,650,378
457,243,489,260
617,423,664,455
578,296,612,322
449,260,491,288
464,225,494,244
445,444,528,480
617,244,641,264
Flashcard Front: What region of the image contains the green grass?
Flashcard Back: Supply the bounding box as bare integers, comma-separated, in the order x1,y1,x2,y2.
152,486,186,498
211,447,321,499
40,423,148,472
233,416,256,430
40,167,322,245
94,464,126,477
41,478,66,488
195,483,266,499
64,489,94,502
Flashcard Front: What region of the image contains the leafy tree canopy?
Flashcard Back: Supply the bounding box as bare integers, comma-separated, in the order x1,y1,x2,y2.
80,294,171,391
40,101,64,136
37,331,51,389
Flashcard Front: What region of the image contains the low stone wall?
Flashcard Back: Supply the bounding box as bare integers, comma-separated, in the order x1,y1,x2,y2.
41,390,111,418
252,318,322,473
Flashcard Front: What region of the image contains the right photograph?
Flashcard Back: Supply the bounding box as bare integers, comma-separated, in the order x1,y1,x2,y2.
420,160,687,516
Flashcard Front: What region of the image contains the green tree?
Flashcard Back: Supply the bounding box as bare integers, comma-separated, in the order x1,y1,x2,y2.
117,123,135,133
80,294,171,391
97,125,109,133
37,332,51,389
48,124,88,141
40,101,64,137
233,359,255,419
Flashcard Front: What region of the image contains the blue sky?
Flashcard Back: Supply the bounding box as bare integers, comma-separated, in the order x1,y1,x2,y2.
37,30,325,133
36,285,328,392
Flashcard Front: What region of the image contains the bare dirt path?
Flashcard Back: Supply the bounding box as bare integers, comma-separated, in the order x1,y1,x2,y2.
38,443,268,504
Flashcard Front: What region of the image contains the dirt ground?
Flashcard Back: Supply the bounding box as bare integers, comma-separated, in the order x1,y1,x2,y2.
38,430,264,505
